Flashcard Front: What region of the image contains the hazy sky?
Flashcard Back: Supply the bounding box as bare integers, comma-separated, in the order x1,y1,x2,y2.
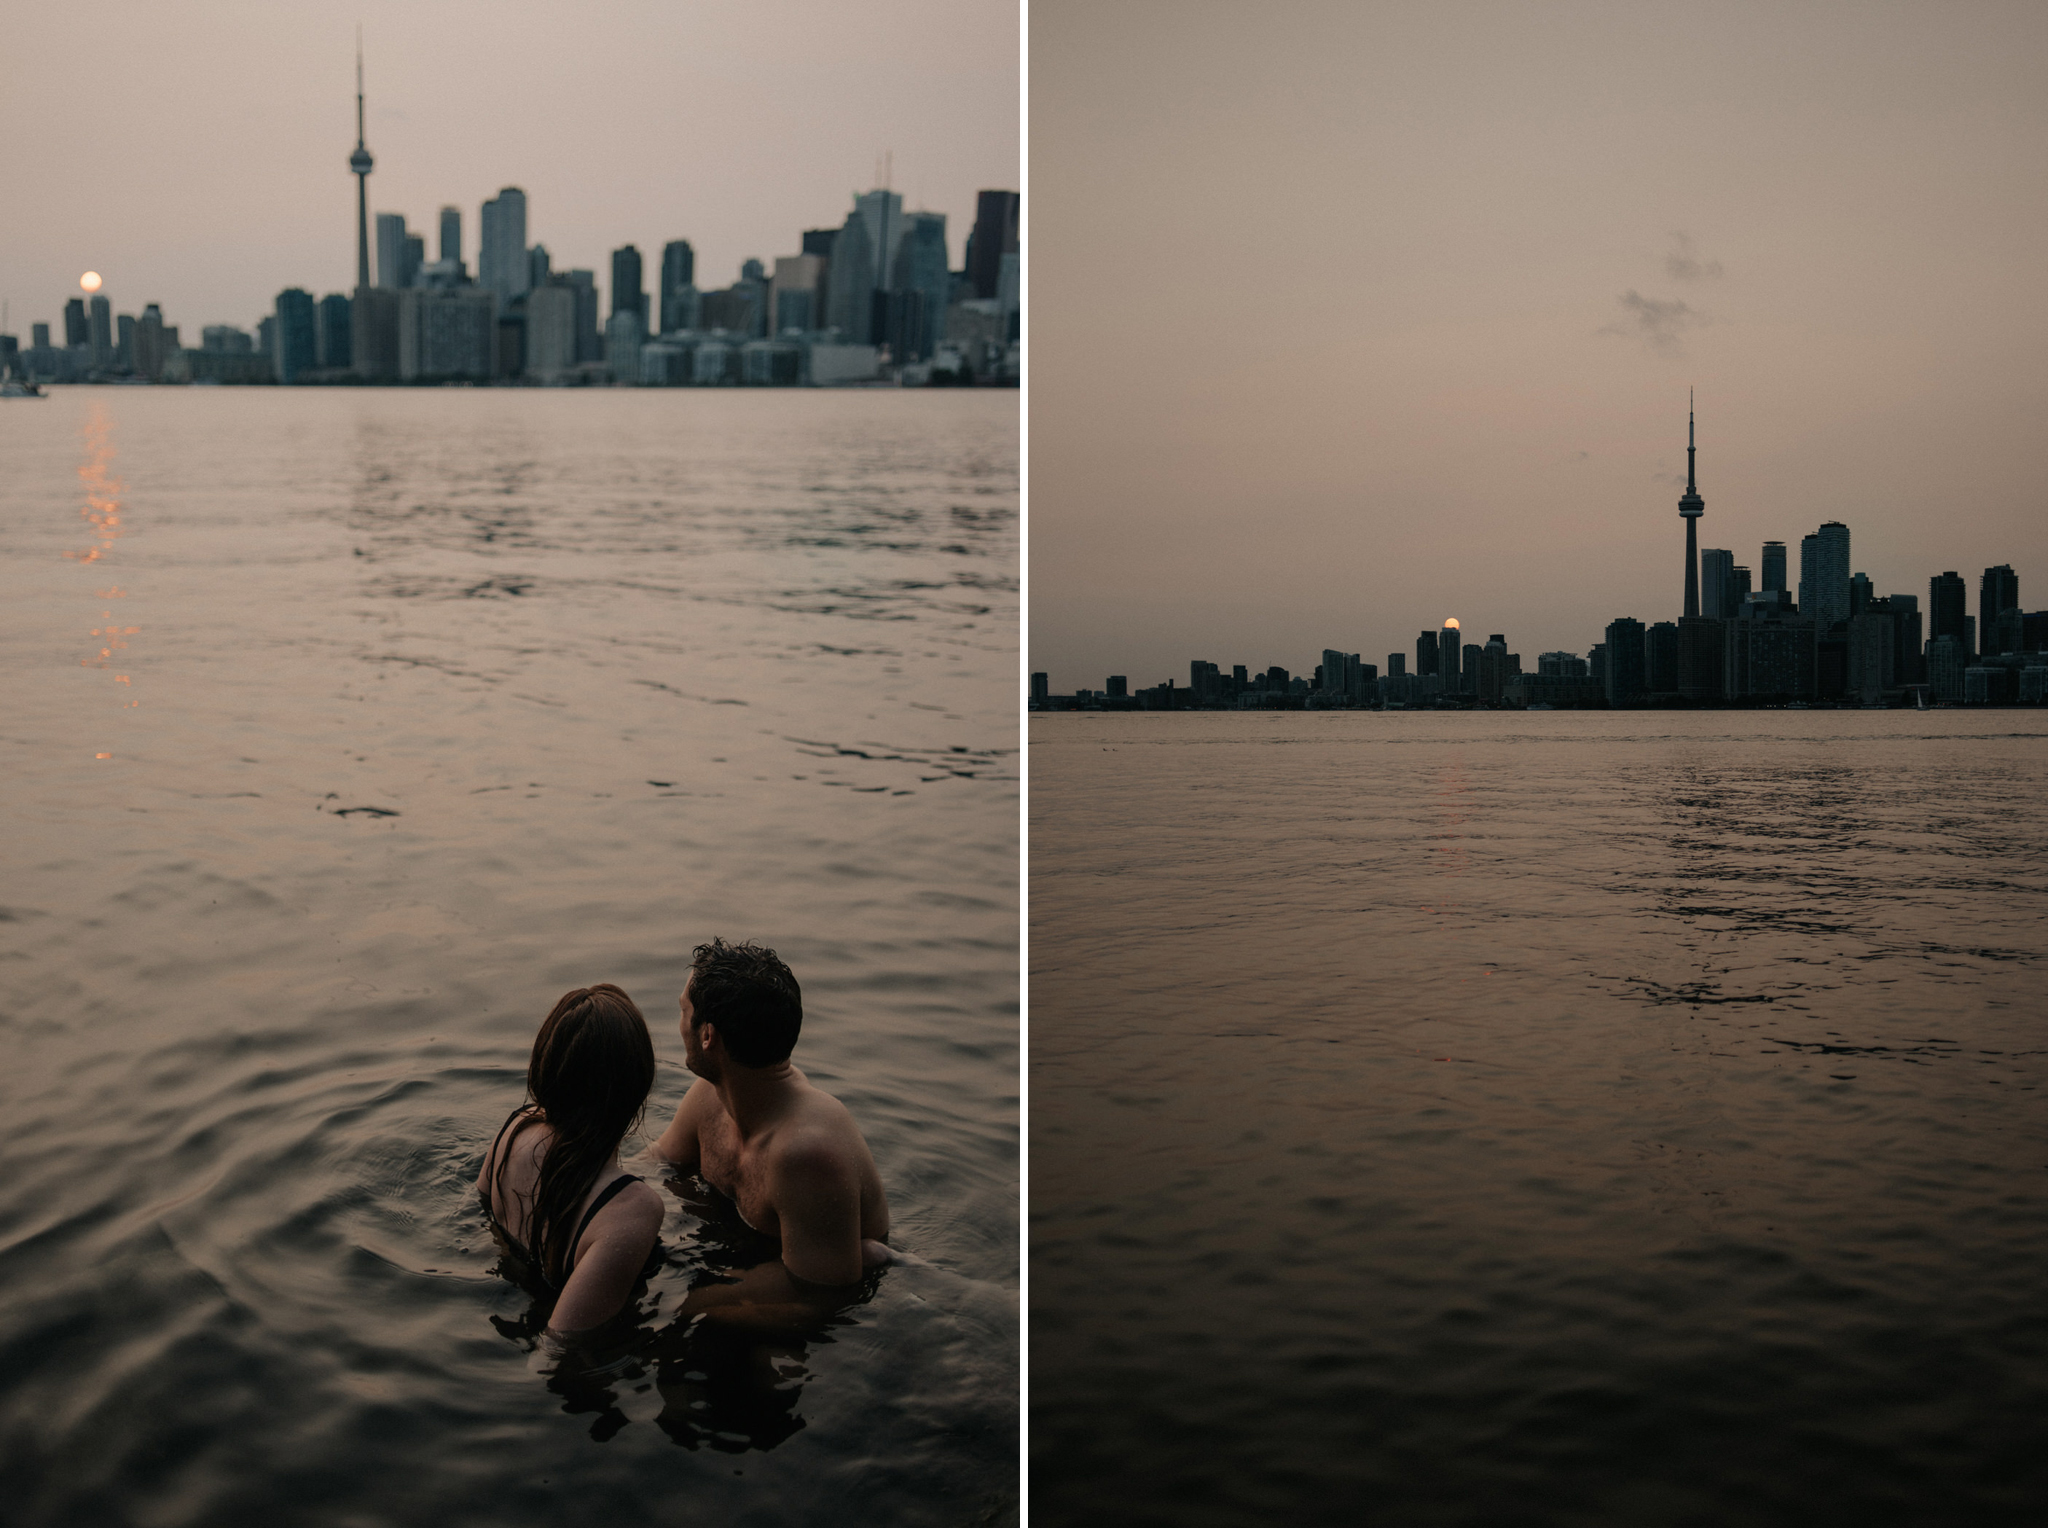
1030,0,2048,691
3,0,1017,337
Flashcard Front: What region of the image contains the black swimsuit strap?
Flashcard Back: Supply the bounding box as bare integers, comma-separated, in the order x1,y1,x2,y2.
563,1174,637,1273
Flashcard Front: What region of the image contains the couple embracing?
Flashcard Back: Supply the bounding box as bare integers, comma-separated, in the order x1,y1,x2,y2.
475,938,891,1337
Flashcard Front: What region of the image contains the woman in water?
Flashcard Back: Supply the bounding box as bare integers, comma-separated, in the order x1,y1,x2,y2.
476,984,667,1336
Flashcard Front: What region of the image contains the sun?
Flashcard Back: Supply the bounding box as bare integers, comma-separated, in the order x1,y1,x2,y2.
80,271,102,293
1443,617,1460,629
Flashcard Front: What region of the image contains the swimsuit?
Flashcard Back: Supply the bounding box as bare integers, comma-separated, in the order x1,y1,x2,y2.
481,1105,638,1290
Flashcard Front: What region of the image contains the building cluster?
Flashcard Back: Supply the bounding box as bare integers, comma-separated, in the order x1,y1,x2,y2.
1033,413,2045,712
0,56,1019,391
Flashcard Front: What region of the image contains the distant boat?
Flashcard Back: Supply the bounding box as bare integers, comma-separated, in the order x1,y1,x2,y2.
1527,702,1555,710
0,377,47,398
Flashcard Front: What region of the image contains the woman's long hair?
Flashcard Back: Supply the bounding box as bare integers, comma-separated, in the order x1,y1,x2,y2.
494,983,655,1286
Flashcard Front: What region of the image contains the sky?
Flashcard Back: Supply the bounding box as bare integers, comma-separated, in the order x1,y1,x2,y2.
2,0,1017,338
1029,0,2048,691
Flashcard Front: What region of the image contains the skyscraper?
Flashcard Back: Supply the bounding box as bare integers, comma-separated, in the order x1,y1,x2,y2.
1678,397,1705,618
1981,565,2019,654
824,209,876,340
1761,540,1786,593
1700,549,1735,620
479,189,529,303
64,298,89,348
439,206,461,265
852,189,905,291
1439,620,1461,690
1806,521,1851,630
1929,571,1969,650
610,245,645,322
659,241,695,333
1604,618,1647,704
274,289,318,383
1417,629,1438,684
376,213,414,290
967,190,1020,300
890,211,950,361
88,295,112,369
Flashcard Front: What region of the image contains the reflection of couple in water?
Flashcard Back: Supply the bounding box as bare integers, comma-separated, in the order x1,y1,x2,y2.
476,938,894,1448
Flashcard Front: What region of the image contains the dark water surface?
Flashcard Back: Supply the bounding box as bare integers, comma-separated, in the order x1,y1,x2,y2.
1031,712,2048,1526
0,387,1017,1526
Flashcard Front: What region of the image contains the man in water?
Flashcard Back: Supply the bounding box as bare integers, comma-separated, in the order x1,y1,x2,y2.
651,938,892,1325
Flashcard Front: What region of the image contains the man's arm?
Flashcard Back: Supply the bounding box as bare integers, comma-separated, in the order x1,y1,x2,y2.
770,1138,865,1286
648,1077,710,1171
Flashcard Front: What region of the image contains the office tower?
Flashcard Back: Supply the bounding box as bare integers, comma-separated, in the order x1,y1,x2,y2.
274,289,318,383
609,245,646,323
115,314,136,372
1732,566,1751,608
529,245,551,288
565,270,600,361
525,283,576,381
1604,619,1646,703
1888,593,1924,684
1440,622,1461,689
737,259,770,338
404,233,424,284
397,287,495,379
1647,621,1680,693
202,325,250,353
1460,643,1479,695
770,255,825,334
477,188,529,303
1701,549,1734,621
87,295,112,368
1416,630,1438,681
1677,617,1725,700
852,189,906,293
33,323,50,349
604,307,645,381
349,41,374,292
825,207,877,341
133,306,171,381
1981,565,2019,653
890,212,949,361
1030,673,1048,701
1107,676,1129,699
658,241,695,333
1387,653,1406,678
967,190,1020,300
376,213,410,289
1802,521,1850,629
1849,572,1873,620
317,294,352,370
65,298,89,348
1678,398,1705,617
1929,571,1968,650
1761,540,1786,592
1849,603,1895,703
998,251,1020,341
1926,635,1965,702
439,206,461,264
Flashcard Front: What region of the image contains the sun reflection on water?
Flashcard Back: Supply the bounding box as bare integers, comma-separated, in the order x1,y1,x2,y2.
67,407,143,732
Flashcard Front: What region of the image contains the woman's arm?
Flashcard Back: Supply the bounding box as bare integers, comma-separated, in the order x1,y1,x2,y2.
545,1182,665,1336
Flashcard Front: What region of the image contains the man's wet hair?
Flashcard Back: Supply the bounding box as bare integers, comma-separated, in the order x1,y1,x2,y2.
688,938,803,1068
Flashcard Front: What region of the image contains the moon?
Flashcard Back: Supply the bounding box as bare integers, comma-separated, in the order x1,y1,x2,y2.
80,271,102,293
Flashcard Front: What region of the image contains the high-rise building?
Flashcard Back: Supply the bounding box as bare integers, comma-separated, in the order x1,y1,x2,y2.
404,232,425,285
317,293,352,371
1677,617,1725,700
659,241,695,333
1849,571,1873,620
802,228,836,258
274,289,318,383
604,307,645,382
1800,521,1851,630
1647,621,1680,693
64,298,89,348
33,323,51,349
825,209,876,340
88,295,112,369
1981,565,2019,654
564,270,600,362
1440,621,1461,689
610,245,646,323
1604,618,1646,703
966,190,1020,300
1761,540,1786,593
439,206,461,264
1888,593,1924,685
479,189,529,303
853,189,905,291
397,287,495,379
1701,549,1735,620
1678,398,1705,618
133,305,172,381
116,314,135,372
771,255,826,334
1929,571,1969,651
1030,673,1048,701
1417,629,1438,682
1387,653,1407,678
524,283,577,381
890,212,949,361
376,213,415,290
528,244,551,288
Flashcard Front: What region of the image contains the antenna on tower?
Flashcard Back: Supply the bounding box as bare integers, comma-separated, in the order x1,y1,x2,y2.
884,149,893,189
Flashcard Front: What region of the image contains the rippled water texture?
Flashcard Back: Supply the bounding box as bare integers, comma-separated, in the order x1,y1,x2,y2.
1031,712,2048,1526
0,387,1018,1526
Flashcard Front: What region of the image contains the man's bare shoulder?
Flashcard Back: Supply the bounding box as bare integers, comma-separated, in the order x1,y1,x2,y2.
768,1082,872,1171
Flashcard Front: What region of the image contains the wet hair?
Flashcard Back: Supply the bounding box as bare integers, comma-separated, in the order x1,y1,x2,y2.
687,938,802,1068
494,983,655,1285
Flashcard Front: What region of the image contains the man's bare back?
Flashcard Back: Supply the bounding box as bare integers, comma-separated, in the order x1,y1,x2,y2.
650,951,890,1300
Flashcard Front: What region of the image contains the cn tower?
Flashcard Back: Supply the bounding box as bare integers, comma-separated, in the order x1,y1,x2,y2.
1678,392,1704,618
349,34,373,291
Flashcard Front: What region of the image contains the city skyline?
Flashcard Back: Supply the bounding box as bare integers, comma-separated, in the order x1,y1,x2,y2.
2,0,1018,336
1031,0,2048,687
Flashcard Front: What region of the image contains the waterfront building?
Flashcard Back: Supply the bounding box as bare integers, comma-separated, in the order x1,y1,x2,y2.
1802,521,1851,630
1849,604,1896,703
1678,399,1705,617
133,305,173,381
1440,621,1462,690
65,297,88,347
116,314,135,372
1701,549,1735,620
202,325,252,353
1929,571,1969,653
1849,571,1873,620
1386,653,1407,678
273,289,318,383
825,207,877,341
529,245,551,288
1761,540,1787,593
317,293,352,370
1604,619,1646,703
1727,603,1816,699
610,245,646,324
353,288,401,381
966,190,1020,301
740,339,802,385
641,339,690,385
1981,565,2019,652
660,242,696,333
397,286,494,379
376,213,413,290
439,206,461,265
890,212,950,361
604,307,645,382
771,255,826,334
1677,616,1725,700
1416,630,1437,681
88,295,112,370
563,270,600,362
524,283,577,381
480,189,529,303
1031,673,1048,702
1888,593,1925,684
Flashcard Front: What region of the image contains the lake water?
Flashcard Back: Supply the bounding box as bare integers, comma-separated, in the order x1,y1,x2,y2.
0,386,1018,1527
1030,711,2048,1526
